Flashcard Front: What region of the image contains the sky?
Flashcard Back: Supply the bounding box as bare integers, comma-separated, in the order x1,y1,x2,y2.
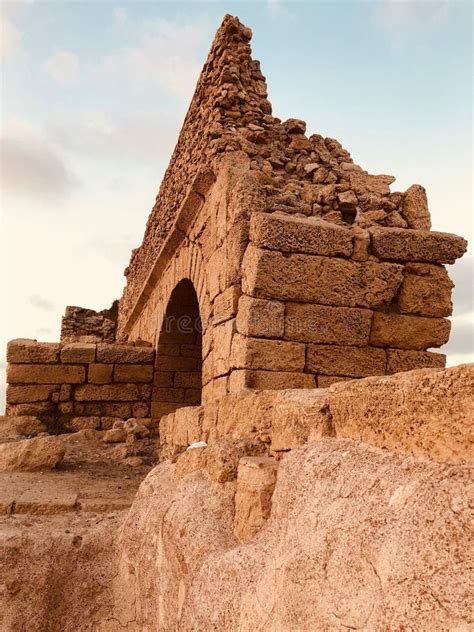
0,0,472,410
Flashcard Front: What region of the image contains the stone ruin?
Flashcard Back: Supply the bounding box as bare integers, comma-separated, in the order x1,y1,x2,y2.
1,16,472,631
4,14,468,432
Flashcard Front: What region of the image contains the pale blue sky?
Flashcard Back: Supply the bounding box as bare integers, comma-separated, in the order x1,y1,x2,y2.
0,0,472,408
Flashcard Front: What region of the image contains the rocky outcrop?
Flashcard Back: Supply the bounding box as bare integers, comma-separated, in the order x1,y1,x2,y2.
0,435,65,472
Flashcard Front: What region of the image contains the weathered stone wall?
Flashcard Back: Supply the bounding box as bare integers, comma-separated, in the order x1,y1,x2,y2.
61,302,118,343
6,339,154,428
118,15,446,339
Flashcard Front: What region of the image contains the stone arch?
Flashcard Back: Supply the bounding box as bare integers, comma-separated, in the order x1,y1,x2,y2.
151,278,203,419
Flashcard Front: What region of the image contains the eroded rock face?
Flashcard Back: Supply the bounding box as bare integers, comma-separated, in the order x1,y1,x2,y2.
110,439,471,630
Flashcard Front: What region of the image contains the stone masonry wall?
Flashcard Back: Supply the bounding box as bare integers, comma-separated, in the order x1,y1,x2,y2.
6,339,154,430
118,15,435,336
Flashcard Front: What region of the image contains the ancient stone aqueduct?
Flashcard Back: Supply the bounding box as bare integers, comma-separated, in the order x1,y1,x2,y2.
5,15,468,436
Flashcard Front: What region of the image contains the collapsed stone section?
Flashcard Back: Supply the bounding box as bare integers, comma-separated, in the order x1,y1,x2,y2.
61,301,118,343
6,339,155,429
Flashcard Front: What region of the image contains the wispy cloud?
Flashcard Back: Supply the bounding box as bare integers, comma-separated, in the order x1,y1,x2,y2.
0,119,78,201
103,16,211,100
373,0,453,32
0,14,21,59
29,295,55,311
43,50,80,86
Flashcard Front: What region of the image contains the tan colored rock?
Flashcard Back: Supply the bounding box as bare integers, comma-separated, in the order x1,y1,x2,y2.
213,285,241,325
7,364,85,385
242,244,403,308
328,364,473,464
250,212,353,257
370,227,467,264
175,446,207,479
229,369,315,392
0,415,47,440
103,428,127,443
60,343,96,363
370,312,451,350
15,489,78,514
401,184,431,229
386,348,446,374
236,295,284,338
317,375,352,388
234,456,278,542
285,303,372,345
6,384,59,404
398,263,453,317
88,363,113,384
307,344,386,377
7,339,60,364
0,435,65,471
96,344,154,364
74,384,141,401
205,437,266,483
114,364,154,383
69,416,101,431
231,334,306,372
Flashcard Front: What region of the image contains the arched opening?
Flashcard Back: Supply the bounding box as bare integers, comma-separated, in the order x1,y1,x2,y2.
151,279,202,419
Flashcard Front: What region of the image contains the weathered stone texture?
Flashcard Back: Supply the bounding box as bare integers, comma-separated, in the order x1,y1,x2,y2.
242,245,403,308
370,313,451,349
236,295,284,338
231,334,305,371
7,340,60,364
7,364,85,385
307,344,386,377
370,227,467,263
285,303,372,345
398,263,453,317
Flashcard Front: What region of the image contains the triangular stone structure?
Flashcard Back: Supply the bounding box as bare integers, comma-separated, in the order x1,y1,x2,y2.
5,15,467,424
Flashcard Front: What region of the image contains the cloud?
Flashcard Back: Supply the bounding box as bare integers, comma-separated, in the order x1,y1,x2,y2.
43,50,80,86
449,257,474,317
114,7,128,26
0,119,78,201
103,17,211,100
441,315,474,356
29,295,55,311
49,109,180,165
373,0,452,31
0,15,21,58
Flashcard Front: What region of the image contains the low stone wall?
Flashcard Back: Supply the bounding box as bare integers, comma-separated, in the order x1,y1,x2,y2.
160,364,473,465
5,339,154,430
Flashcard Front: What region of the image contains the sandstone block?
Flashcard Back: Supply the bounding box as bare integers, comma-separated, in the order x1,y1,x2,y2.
242,244,403,308
231,334,306,372
103,428,127,443
155,356,199,372
69,416,101,431
74,384,141,401
307,345,386,377
181,343,202,358
401,184,431,229
398,263,453,317
285,303,372,345
60,343,96,363
96,344,154,364
6,402,54,416
370,313,451,350
174,372,202,388
6,384,59,404
171,406,204,446
328,364,473,464
152,371,174,387
212,319,235,377
132,402,151,418
386,349,446,374
152,387,185,403
213,285,241,325
7,339,60,364
59,384,72,401
205,437,266,483
185,388,201,404
74,402,132,417
114,364,154,383
370,227,467,264
229,369,315,392
88,363,113,384
157,343,180,356
317,375,353,388
7,364,85,384
15,489,77,514
234,456,278,542
0,435,65,472
236,295,284,338
250,212,353,257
